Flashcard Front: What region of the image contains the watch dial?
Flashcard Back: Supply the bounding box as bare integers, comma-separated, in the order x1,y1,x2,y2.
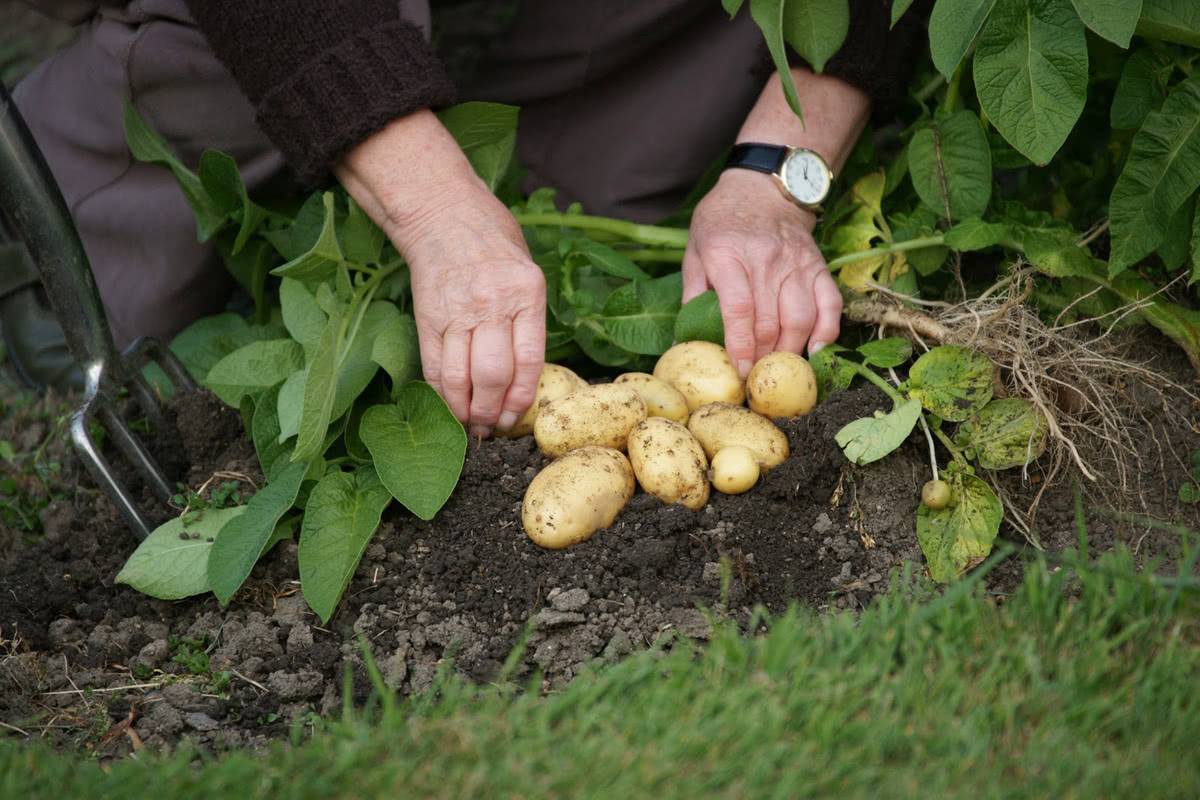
782,150,830,205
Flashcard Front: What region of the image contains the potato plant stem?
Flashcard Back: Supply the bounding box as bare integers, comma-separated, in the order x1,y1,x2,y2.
622,248,686,264
825,235,945,270
513,212,690,248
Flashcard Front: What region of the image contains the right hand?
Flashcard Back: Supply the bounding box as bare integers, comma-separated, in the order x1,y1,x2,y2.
335,111,546,438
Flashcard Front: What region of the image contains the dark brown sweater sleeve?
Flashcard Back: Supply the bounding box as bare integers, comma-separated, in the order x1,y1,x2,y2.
185,0,457,184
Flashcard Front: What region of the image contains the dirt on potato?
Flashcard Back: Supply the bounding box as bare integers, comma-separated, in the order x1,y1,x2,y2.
1,350,1197,757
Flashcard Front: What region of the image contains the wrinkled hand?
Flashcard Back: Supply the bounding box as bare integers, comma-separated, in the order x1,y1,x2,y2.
403,191,546,438
683,168,843,377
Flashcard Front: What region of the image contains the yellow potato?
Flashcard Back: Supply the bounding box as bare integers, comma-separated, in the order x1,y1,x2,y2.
533,384,647,457
614,372,690,423
522,446,635,549
496,364,588,438
746,351,818,418
653,341,745,412
687,403,790,469
627,418,709,510
709,446,760,494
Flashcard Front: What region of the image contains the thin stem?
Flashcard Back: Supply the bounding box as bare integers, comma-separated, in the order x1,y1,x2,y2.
932,426,969,466
825,235,945,270
914,73,947,104
943,62,965,114
621,248,686,264
845,359,906,405
889,363,938,482
513,212,690,248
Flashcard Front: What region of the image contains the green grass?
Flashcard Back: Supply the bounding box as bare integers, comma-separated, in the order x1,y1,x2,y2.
3,544,1198,799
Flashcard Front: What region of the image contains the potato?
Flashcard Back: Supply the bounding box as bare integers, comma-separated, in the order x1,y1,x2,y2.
614,372,690,423
653,341,745,412
921,479,952,510
496,364,588,438
627,418,709,510
710,446,760,494
687,403,789,469
522,446,635,549
534,384,647,457
746,351,817,419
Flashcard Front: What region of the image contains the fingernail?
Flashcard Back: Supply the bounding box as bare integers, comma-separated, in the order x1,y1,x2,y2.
497,411,518,431
809,341,826,355
737,359,753,378
469,424,490,441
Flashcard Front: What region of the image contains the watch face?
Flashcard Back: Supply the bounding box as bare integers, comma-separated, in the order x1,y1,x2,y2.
782,149,831,206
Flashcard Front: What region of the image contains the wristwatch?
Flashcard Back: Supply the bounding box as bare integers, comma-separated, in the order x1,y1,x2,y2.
725,143,833,210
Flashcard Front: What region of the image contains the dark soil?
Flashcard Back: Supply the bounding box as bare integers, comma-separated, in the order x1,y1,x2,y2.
2,368,1197,757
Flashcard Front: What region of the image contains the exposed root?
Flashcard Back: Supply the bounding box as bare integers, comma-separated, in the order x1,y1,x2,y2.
846,266,1200,540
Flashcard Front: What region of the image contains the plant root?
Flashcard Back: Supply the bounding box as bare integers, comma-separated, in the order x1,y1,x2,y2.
846,267,1200,540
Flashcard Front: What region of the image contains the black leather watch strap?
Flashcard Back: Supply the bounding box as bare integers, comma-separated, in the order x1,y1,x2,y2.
726,143,788,175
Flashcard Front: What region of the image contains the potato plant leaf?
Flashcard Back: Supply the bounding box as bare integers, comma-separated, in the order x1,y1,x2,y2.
907,345,993,421
723,0,745,15
957,398,1048,469
166,312,287,384
809,346,857,400
892,0,917,26
280,278,327,359
360,382,467,520
116,507,247,600
198,149,270,253
371,312,422,389
973,0,1088,166
1135,0,1200,48
836,398,922,465
929,0,999,79
857,337,913,368
437,102,518,192
916,472,1002,582
1111,48,1174,130
567,238,651,281
1068,0,1142,46
1191,203,1200,284
601,273,682,356
781,0,850,73
205,339,304,407
271,192,344,283
253,385,292,481
674,290,725,345
749,0,805,119
907,110,992,220
338,195,386,265
1108,76,1200,276
208,461,308,605
298,467,392,623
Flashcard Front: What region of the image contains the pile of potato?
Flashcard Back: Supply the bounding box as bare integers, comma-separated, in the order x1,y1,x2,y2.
505,342,817,549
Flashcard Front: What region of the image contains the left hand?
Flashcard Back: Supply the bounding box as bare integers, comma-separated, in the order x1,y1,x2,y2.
682,168,843,377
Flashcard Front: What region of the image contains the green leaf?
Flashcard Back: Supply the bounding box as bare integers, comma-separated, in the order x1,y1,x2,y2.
1111,48,1173,130
907,111,993,220
1191,202,1200,284
916,472,1002,582
973,0,1088,166
371,312,422,388
263,193,326,260
167,312,286,383
292,310,345,462
338,195,386,265
276,369,306,444
205,339,305,407
674,290,725,345
601,273,682,356
723,0,746,15
280,278,327,359
1109,76,1200,276
1069,0,1142,46
437,102,519,191
857,337,913,368
207,461,308,605
220,238,276,322
360,382,467,520
1179,482,1200,503
253,385,292,481
1159,194,1196,270
298,468,392,623
891,0,917,26
116,507,247,600
957,398,1048,469
749,0,805,119
1136,0,1200,48
198,149,270,253
122,100,226,241
780,0,850,72
568,239,651,281
809,346,857,400
907,345,994,421
271,192,344,283
929,0,1000,79
835,398,923,465
943,218,1017,251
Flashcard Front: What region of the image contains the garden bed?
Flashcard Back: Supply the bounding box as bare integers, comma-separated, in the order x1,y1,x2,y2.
2,340,1197,756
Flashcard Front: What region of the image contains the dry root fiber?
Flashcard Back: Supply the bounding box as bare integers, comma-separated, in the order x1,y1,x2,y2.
847,268,1200,543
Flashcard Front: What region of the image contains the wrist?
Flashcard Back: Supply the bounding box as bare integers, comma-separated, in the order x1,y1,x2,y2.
714,168,818,229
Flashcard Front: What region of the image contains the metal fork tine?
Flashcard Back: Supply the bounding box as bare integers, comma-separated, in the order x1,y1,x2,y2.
70,404,153,541
95,400,175,503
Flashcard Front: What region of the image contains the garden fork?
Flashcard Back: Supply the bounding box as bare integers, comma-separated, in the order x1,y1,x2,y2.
0,83,194,540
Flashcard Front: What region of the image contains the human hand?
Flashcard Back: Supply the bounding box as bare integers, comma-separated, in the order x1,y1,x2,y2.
336,111,546,437
682,169,843,377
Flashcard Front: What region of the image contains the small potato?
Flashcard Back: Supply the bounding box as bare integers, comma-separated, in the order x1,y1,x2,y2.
534,384,647,457
688,403,790,469
614,372,690,423
653,341,745,412
522,446,635,549
628,418,709,510
496,364,587,438
710,446,760,494
746,352,817,418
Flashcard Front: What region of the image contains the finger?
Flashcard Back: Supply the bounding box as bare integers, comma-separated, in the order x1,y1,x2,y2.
467,319,514,436
706,256,756,377
750,269,783,361
417,325,444,398
440,328,473,426
499,304,545,431
681,243,709,304
777,270,817,355
808,269,844,353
